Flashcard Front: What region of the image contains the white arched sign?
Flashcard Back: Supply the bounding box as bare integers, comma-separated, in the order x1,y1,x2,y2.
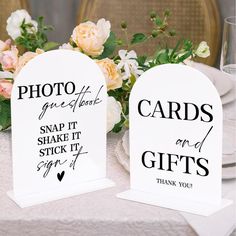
117,64,232,216
8,50,114,207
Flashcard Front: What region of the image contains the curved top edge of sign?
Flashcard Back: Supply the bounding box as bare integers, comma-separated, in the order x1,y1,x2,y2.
13,49,106,85
130,63,221,103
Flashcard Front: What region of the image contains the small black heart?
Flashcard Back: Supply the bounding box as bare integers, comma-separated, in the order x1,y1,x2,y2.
57,171,65,182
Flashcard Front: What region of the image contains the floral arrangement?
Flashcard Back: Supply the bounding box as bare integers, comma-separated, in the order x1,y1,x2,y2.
0,9,210,132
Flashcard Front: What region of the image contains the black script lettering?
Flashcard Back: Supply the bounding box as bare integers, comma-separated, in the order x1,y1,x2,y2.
37,159,67,178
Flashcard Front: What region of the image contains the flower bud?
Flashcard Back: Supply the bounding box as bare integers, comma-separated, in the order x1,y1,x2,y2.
121,21,127,29
169,30,176,36
150,10,157,19
116,39,123,45
151,29,158,38
164,9,171,17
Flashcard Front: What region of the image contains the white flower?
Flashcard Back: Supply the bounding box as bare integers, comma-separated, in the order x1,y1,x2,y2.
59,43,74,50
195,41,210,58
6,9,38,40
59,43,81,52
117,50,143,79
107,96,122,133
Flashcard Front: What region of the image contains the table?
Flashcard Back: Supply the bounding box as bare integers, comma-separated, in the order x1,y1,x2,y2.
0,130,196,236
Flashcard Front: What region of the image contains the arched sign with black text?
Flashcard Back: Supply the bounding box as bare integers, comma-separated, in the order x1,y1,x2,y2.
8,50,115,207
117,64,232,216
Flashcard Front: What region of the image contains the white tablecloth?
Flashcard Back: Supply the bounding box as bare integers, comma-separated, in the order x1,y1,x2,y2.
0,78,236,236
0,130,196,236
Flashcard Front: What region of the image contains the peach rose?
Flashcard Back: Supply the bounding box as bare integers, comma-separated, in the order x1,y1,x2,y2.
0,39,11,52
15,48,44,76
0,46,18,71
0,79,13,99
96,58,122,91
71,18,110,57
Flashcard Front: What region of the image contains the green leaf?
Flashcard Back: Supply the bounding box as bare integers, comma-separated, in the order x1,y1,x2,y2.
170,40,181,59
183,40,193,51
107,90,118,98
164,9,171,17
129,74,136,87
137,56,147,66
124,119,129,128
131,33,147,45
157,51,169,64
43,41,60,51
112,117,124,133
177,51,192,63
0,95,7,102
15,15,54,52
155,17,163,26
97,31,117,59
0,100,11,131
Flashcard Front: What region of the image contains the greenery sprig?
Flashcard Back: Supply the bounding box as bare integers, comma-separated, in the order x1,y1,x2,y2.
15,16,59,52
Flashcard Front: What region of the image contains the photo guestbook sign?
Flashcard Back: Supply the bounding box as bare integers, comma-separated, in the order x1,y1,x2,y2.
117,64,232,216
8,50,115,208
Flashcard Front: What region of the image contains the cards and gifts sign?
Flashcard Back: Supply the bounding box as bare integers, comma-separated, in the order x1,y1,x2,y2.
8,50,114,207
118,64,232,215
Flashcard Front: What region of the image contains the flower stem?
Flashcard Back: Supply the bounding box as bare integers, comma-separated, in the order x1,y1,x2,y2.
123,29,130,50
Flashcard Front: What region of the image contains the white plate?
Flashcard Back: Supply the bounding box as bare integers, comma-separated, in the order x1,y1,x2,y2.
115,140,130,172
221,83,236,105
191,62,215,84
223,122,236,155
223,153,236,165
192,62,234,97
223,100,236,120
222,165,236,179
122,130,129,155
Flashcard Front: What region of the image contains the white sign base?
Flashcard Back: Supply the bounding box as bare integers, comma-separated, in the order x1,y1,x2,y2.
8,178,114,208
117,190,232,216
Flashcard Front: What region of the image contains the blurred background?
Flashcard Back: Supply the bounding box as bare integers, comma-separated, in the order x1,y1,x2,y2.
0,0,235,67
28,0,235,43
29,0,236,66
